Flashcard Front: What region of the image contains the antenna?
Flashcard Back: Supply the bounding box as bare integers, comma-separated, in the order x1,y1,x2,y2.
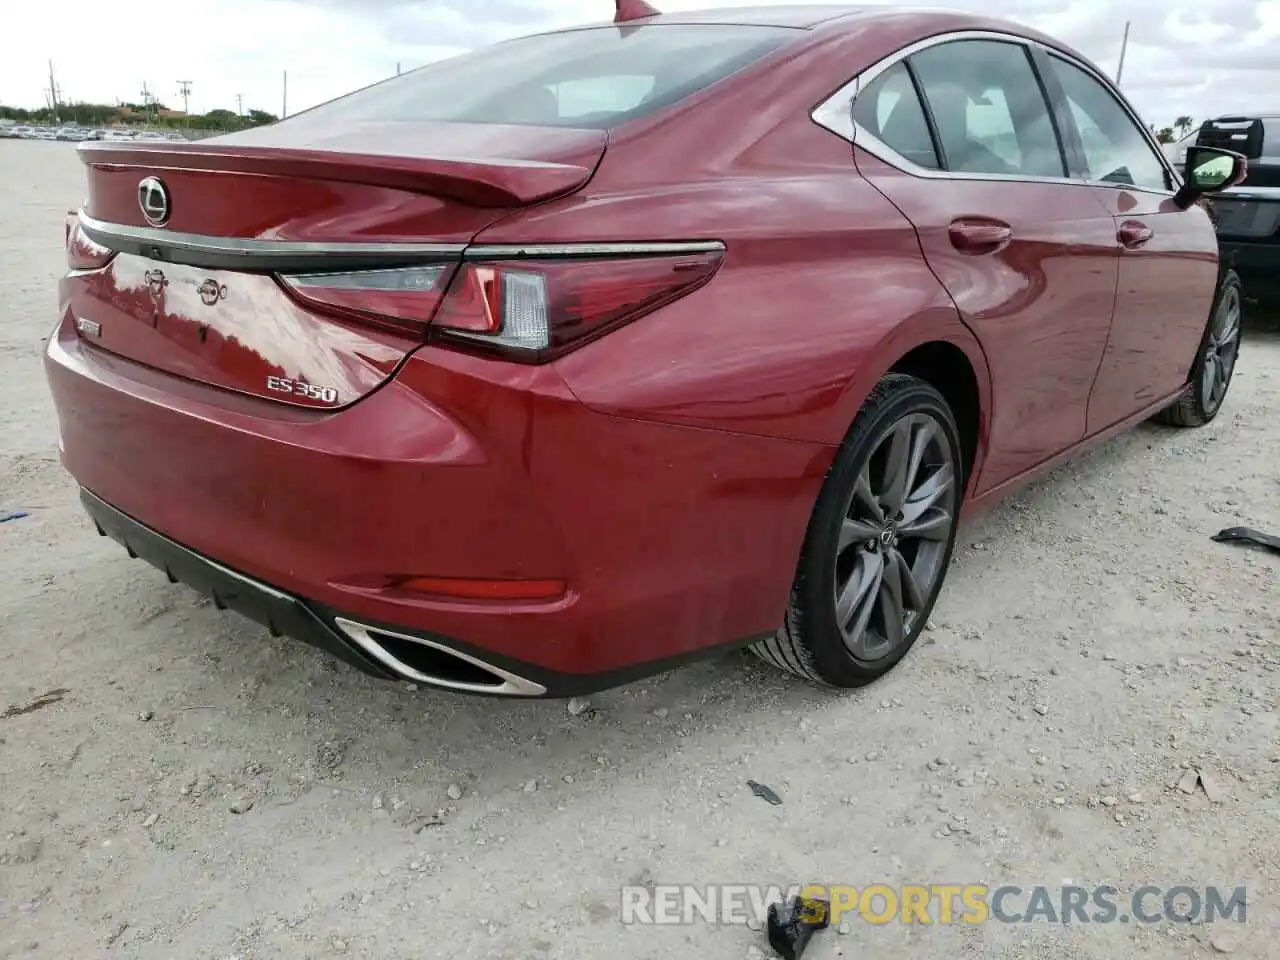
176,80,192,115
282,70,288,119
615,0,660,23
236,93,244,116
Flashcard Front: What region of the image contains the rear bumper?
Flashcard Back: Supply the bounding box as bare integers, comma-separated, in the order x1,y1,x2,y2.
85,489,577,696
46,315,829,693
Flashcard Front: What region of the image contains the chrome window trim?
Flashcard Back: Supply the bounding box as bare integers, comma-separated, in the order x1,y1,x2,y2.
809,29,1179,196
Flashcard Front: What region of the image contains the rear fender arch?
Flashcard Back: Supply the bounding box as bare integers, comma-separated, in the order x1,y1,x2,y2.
831,309,994,496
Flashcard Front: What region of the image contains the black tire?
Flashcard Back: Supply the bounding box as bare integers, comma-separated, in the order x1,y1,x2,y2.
752,374,963,687
1154,269,1243,428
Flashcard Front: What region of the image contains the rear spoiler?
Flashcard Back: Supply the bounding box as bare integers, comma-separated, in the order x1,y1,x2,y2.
76,140,593,208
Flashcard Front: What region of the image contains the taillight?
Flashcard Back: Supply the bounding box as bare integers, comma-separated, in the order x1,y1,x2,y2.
433,252,723,361
65,214,114,271
278,264,457,339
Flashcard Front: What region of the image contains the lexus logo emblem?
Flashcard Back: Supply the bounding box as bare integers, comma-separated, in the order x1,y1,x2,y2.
137,176,170,227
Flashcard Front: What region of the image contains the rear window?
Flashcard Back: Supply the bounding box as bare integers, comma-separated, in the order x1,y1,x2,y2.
293,24,795,130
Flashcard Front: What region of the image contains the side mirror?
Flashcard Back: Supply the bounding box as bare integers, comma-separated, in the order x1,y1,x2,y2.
1174,145,1247,209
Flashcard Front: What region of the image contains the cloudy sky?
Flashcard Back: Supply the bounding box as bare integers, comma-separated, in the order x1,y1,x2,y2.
2,0,1277,128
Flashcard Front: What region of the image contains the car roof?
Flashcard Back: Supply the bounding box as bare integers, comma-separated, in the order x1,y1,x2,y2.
562,4,970,30
622,5,879,28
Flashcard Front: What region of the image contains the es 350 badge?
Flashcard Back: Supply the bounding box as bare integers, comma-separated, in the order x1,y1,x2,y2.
265,376,340,404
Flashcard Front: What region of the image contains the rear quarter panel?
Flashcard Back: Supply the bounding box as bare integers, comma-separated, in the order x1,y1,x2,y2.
482,127,990,450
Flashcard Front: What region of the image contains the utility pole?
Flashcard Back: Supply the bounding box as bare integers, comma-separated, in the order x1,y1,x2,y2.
236,93,244,116
1115,21,1131,86
282,70,288,119
176,80,192,115
396,62,402,76
140,81,153,122
47,60,61,124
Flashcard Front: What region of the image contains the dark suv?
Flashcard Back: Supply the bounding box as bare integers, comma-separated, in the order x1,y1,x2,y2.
1197,114,1280,303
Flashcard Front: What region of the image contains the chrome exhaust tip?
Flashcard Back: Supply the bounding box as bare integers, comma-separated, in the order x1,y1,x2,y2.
333,618,547,697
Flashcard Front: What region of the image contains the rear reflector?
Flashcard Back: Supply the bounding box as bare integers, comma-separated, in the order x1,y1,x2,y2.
432,252,723,361
66,213,114,271
278,264,457,338
391,576,567,602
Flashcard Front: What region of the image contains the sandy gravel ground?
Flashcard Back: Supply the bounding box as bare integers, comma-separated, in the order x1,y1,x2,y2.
1,140,1278,960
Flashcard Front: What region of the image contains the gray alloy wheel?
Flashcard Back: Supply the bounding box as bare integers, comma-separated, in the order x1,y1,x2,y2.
831,411,956,661
752,374,963,687
1199,280,1242,415
1156,269,1243,428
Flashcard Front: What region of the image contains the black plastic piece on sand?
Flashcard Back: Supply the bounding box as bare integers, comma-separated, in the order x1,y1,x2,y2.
1,510,29,524
1212,526,1280,556
767,896,830,960
746,779,783,805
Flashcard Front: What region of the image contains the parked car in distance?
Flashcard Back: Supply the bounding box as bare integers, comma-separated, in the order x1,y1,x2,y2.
46,2,1248,698
56,126,89,141
1195,113,1280,303
7,125,35,139
101,129,134,141
1162,127,1198,167
31,128,57,140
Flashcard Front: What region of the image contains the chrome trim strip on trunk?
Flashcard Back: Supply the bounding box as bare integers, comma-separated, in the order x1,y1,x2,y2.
77,212,468,272
333,617,548,697
77,211,726,271
464,241,727,259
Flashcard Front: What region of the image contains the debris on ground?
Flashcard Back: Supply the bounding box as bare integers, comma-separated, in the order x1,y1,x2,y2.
766,894,830,960
746,780,783,805
2,688,70,720
566,697,592,717
1211,525,1280,556
1176,768,1226,802
413,813,446,832
0,509,29,523
1211,929,1240,953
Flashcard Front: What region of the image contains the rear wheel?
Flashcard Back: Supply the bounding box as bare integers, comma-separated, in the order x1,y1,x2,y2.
1155,270,1243,428
752,374,963,687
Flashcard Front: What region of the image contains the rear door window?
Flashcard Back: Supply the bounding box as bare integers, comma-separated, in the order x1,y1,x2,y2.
907,39,1066,179
288,25,795,130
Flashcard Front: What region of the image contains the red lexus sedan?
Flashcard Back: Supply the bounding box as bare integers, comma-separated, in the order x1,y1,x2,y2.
45,2,1246,697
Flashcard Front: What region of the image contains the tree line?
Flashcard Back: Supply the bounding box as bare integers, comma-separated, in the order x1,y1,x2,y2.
1150,116,1197,144
0,101,278,131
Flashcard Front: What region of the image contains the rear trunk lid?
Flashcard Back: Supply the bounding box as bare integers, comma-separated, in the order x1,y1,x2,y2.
68,121,606,408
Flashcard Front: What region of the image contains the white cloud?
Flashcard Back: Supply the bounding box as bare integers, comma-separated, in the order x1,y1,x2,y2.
3,0,1277,127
